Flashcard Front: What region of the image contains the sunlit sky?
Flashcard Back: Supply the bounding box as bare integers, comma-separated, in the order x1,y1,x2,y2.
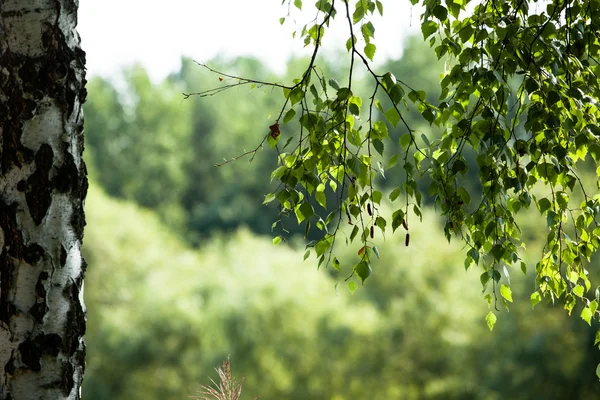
79,0,420,82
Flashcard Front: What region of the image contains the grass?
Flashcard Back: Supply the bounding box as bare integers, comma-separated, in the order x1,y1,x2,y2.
192,358,257,400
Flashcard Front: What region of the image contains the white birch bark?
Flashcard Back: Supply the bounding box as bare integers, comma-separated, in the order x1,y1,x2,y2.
0,0,87,398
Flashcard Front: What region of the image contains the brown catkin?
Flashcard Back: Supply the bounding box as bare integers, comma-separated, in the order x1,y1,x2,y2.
370,226,374,239
405,233,410,247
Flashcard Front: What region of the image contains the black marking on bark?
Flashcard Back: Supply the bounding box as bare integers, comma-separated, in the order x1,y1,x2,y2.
64,278,86,346
55,277,86,395
80,257,87,274
42,333,62,357
29,271,49,323
29,301,47,324
55,144,79,194
24,243,45,265
60,245,67,266
25,144,54,225
0,201,24,324
18,337,42,372
61,361,75,396
16,179,26,192
71,200,86,240
35,272,49,297
4,354,15,375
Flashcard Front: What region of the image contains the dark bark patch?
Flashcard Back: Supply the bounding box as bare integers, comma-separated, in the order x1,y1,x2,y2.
60,245,67,266
70,201,86,240
4,355,15,375
25,144,53,225
29,271,49,323
55,145,78,194
42,333,62,357
61,361,75,396
24,243,45,265
63,278,86,357
18,337,42,372
35,271,49,297
16,179,26,192
29,301,47,324
0,201,24,324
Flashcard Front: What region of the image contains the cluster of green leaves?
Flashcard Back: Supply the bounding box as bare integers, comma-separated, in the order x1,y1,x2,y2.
245,0,600,335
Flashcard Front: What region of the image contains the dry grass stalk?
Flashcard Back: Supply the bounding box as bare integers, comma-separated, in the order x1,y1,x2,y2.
192,357,257,400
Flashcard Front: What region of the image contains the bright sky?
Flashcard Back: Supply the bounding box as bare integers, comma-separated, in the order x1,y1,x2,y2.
78,0,419,82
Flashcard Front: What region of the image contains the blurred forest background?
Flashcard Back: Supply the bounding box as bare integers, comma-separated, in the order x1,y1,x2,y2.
82,36,600,399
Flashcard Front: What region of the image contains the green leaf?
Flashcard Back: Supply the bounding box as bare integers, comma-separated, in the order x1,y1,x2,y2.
399,133,412,151
376,0,383,15
530,292,542,308
295,202,314,223
303,249,311,261
349,95,362,115
372,190,382,204
328,78,340,90
596,363,600,380
348,280,358,294
346,35,356,51
294,0,302,9
354,261,372,284
421,20,439,39
273,236,282,246
337,88,352,101
352,2,365,23
364,43,376,61
283,108,296,124
537,198,552,214
373,139,384,156
332,257,341,271
432,5,448,21
491,244,504,260
391,209,405,231
279,17,285,25
589,143,600,163
389,187,401,202
485,311,497,331
315,190,327,208
372,245,380,260
581,306,593,325
263,193,276,204
387,154,399,169
385,107,401,127
500,284,513,302
480,272,490,287
315,235,333,256
289,87,305,105
375,216,387,231
361,22,375,40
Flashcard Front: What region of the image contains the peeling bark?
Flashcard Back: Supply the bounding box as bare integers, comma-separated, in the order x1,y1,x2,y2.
0,0,87,398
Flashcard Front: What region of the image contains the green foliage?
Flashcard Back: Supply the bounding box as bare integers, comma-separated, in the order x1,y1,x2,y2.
192,0,600,334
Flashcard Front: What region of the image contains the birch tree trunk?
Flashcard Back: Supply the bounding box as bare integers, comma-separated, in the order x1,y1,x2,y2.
0,0,87,398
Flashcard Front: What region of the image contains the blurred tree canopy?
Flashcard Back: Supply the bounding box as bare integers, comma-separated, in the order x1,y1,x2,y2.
82,30,600,396
82,183,600,399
